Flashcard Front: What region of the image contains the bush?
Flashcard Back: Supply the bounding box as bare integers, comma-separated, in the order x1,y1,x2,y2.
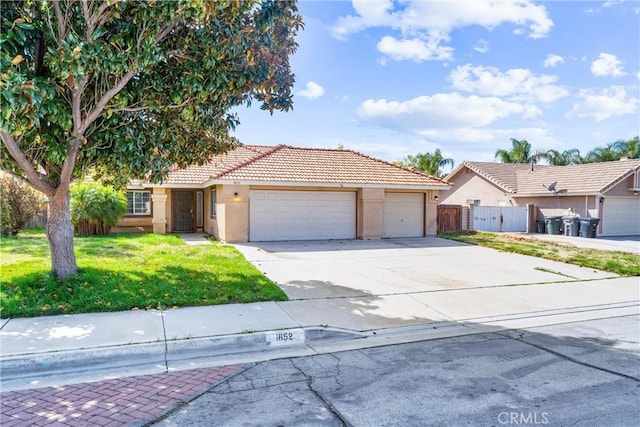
71,183,127,236
0,175,43,236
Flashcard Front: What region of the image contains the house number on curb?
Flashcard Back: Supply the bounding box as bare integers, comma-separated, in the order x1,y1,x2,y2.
266,329,305,346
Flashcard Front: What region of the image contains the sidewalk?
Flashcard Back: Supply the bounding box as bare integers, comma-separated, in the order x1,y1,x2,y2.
2,275,638,392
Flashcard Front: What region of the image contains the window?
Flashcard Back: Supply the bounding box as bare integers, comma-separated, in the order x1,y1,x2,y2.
210,189,217,217
466,199,481,207
127,191,151,215
196,191,203,227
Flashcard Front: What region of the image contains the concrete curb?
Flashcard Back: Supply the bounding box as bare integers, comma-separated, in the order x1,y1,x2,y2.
0,326,367,388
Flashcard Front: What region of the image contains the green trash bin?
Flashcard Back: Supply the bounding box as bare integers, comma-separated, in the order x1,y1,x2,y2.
562,216,580,236
578,218,600,238
544,216,562,235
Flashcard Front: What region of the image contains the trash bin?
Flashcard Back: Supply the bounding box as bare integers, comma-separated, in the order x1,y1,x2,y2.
535,219,545,234
578,218,600,238
544,216,562,235
563,216,580,236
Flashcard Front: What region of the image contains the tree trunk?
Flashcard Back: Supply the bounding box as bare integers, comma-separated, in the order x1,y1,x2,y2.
46,191,78,279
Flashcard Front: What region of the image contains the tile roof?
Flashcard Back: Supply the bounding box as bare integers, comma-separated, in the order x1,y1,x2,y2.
449,161,549,193
163,145,269,184
448,159,640,196
515,159,640,195
163,145,450,188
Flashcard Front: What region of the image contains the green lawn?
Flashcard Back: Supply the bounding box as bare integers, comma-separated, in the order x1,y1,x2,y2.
0,231,287,318
439,232,640,276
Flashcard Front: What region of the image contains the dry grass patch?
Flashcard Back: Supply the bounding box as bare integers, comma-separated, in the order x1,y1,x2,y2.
439,232,640,276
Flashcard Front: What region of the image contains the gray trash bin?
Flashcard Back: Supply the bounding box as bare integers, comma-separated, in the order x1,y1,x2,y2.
544,216,562,235
563,216,580,236
536,219,545,234
578,218,600,238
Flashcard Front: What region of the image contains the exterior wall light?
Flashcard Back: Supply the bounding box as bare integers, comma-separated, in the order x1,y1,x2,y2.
233,192,240,201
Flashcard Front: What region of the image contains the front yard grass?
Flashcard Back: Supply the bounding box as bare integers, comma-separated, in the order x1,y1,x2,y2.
0,231,287,318
439,232,640,276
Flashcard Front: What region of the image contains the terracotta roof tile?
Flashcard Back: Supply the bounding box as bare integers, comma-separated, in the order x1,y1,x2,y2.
164,145,449,188
164,145,268,184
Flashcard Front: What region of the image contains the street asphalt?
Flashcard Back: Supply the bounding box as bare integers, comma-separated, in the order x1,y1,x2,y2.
1,236,637,393
154,315,640,427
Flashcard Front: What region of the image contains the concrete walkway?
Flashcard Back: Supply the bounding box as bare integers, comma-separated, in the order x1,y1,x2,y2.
1,238,638,392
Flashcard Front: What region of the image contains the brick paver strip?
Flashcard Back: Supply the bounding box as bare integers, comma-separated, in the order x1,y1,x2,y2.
0,364,244,426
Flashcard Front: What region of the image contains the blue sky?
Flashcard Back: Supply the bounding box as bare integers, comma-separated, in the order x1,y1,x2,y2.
232,0,639,173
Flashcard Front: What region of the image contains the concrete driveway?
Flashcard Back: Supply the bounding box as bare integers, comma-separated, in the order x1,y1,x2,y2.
233,238,636,331
235,238,617,300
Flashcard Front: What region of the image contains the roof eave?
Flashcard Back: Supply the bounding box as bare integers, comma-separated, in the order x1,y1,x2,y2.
203,179,451,190
512,192,599,197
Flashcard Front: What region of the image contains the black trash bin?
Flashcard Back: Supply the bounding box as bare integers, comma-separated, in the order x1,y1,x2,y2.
544,216,562,235
535,219,545,234
563,216,580,236
578,218,600,238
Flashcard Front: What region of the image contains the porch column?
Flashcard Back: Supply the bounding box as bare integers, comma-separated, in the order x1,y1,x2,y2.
218,185,250,242
151,189,168,234
358,188,384,239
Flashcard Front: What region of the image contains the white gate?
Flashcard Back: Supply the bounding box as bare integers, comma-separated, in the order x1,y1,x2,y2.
472,206,528,232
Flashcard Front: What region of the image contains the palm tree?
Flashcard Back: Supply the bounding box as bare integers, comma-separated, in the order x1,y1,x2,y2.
612,136,639,159
403,149,454,177
582,143,619,163
494,138,539,163
539,148,582,165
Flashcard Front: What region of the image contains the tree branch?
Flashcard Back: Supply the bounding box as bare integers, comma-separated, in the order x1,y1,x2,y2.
83,70,137,131
1,131,55,196
52,0,67,46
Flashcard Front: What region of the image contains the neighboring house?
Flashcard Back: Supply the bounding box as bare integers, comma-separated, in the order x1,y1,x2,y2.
115,145,451,242
440,159,640,236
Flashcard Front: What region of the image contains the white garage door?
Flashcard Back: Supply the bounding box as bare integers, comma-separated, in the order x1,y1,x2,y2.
250,190,356,241
602,197,640,236
383,192,424,238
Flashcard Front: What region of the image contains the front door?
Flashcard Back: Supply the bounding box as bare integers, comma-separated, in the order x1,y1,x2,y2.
172,191,194,232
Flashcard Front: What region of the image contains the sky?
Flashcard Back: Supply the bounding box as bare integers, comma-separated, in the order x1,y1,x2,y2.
231,0,640,174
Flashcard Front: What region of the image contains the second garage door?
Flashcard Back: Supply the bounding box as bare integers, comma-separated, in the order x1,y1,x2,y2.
602,197,640,236
383,192,425,238
250,190,356,241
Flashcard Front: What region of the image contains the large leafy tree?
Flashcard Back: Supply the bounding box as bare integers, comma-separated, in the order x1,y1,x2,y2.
494,138,539,164
1,0,303,278
402,149,454,177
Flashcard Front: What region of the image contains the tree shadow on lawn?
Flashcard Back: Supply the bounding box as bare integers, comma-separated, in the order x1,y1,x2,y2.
1,264,286,318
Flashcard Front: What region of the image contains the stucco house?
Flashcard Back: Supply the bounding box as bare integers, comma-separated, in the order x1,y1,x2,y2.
115,144,451,242
440,159,640,236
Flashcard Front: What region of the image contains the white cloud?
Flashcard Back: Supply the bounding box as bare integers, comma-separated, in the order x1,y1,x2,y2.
358,93,541,133
566,86,638,121
449,64,569,103
543,54,564,68
473,39,489,53
330,0,553,62
591,53,626,77
377,36,453,62
296,81,325,100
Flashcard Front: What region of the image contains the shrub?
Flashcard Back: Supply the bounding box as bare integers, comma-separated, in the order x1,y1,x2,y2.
70,183,127,236
0,175,43,236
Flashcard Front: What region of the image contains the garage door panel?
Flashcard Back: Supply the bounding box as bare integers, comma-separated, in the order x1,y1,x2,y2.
250,190,356,241
603,197,640,236
383,193,424,238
